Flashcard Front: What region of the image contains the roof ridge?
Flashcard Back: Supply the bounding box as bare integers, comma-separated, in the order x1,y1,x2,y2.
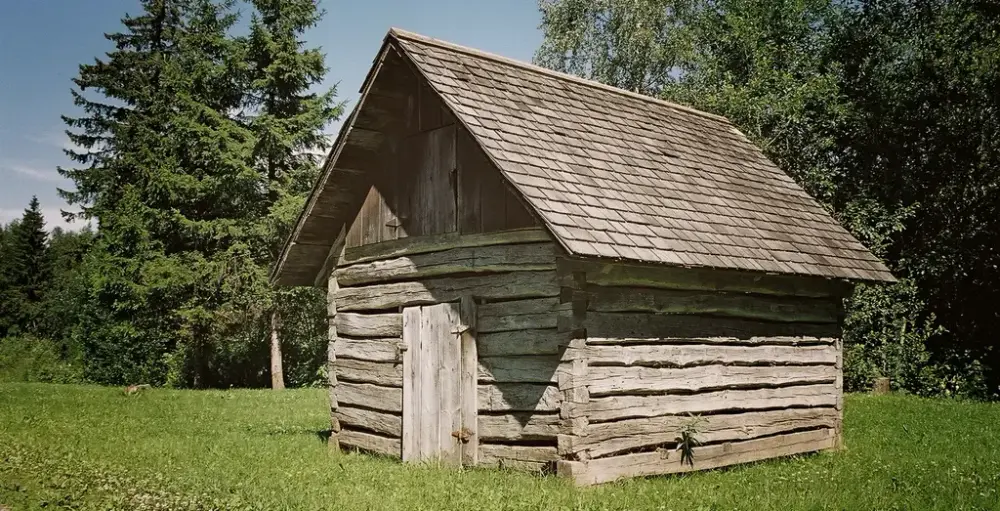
388,27,729,124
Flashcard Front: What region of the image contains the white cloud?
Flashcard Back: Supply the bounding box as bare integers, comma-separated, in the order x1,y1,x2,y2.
4,163,66,183
26,130,83,154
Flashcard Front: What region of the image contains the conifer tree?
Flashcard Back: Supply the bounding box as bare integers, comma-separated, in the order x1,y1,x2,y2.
0,220,19,338
59,0,262,385
56,0,338,386
0,198,53,335
11,197,52,302
245,0,342,389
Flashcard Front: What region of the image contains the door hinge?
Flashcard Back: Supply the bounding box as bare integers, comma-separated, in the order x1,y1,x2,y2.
451,427,474,444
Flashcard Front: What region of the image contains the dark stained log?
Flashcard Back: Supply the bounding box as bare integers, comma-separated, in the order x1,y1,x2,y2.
339,228,551,266
586,364,838,396
336,271,558,312
557,258,853,298
586,286,840,324
580,311,841,340
335,242,555,286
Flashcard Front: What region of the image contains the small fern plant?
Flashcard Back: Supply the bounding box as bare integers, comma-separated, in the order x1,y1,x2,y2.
675,414,706,467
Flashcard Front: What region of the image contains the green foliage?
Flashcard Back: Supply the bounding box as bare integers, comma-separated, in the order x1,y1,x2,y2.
831,0,1000,396
675,413,706,466
536,0,1000,397
44,0,340,388
839,279,989,397
3,384,1000,509
0,220,19,337
0,197,54,337
0,338,83,384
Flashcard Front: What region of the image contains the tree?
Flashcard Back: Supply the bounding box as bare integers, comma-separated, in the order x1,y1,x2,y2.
244,0,343,389
830,0,1000,396
0,220,19,338
39,226,95,347
60,0,261,386
536,0,998,396
2,198,53,335
56,0,339,387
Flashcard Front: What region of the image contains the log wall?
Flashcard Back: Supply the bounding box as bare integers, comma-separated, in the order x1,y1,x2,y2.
329,242,849,479
554,258,848,485
329,229,562,468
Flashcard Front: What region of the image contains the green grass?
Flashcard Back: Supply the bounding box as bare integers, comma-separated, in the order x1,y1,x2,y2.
1,384,999,510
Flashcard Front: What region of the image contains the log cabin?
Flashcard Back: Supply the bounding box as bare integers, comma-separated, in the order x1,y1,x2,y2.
271,28,895,485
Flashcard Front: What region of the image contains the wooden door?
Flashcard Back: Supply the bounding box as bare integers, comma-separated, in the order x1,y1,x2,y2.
401,300,477,465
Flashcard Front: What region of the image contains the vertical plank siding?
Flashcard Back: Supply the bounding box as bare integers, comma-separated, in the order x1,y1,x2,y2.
400,307,419,460
344,58,538,251
460,296,480,466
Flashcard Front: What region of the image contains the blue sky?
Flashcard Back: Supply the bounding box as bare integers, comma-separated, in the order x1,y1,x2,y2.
0,0,543,230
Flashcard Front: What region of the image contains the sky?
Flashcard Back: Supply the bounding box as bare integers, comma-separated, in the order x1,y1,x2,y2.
0,0,543,230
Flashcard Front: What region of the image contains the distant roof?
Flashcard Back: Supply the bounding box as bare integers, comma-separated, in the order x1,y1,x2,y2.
272,28,894,286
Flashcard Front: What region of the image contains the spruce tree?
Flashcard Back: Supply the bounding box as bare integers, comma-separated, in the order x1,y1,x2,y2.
5,198,53,334
0,221,19,338
245,0,342,389
57,0,338,386
59,0,261,385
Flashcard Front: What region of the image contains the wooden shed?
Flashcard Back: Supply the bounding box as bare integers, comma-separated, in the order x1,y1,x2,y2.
272,29,895,485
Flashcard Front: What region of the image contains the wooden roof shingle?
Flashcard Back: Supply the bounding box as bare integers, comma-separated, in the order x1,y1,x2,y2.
272,28,895,286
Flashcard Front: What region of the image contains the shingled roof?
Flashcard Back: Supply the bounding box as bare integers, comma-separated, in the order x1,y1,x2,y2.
273,28,894,286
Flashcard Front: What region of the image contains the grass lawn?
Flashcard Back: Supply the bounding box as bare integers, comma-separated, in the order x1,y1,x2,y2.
1,384,998,510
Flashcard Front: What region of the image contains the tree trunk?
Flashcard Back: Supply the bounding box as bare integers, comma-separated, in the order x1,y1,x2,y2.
270,310,285,390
